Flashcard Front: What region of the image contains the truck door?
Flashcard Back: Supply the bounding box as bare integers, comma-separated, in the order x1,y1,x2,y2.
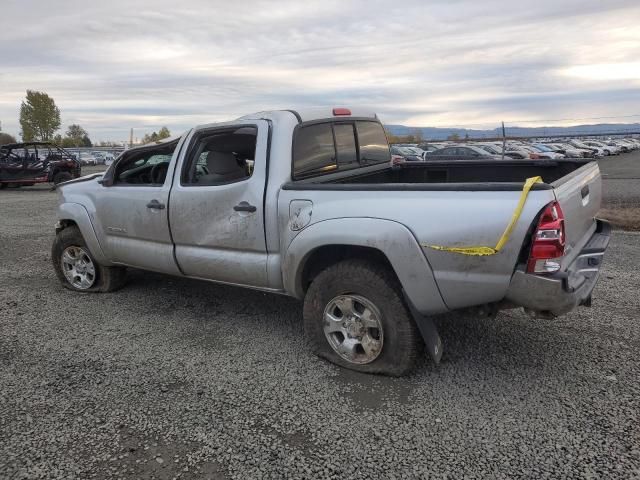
169,120,270,288
92,138,183,275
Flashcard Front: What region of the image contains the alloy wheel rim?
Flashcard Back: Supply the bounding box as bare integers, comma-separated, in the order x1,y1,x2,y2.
323,294,384,365
61,246,96,290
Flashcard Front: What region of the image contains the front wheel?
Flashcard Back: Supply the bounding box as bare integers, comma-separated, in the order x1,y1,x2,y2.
303,260,423,376
52,226,127,292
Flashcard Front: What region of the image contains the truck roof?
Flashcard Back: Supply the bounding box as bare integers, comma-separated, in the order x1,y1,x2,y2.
238,107,378,124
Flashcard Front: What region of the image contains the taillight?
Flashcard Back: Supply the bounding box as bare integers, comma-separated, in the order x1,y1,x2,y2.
530,153,540,159
527,201,565,274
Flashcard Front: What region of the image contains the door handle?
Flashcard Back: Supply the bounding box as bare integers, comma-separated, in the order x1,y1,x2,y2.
146,199,166,210
234,202,257,213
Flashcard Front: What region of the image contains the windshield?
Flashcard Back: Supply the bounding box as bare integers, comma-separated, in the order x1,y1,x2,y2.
534,144,553,152
480,145,499,154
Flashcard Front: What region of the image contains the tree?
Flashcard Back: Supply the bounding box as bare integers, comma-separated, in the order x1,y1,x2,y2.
142,126,171,144
447,133,460,141
63,124,92,147
0,132,16,145
158,126,170,139
19,90,61,141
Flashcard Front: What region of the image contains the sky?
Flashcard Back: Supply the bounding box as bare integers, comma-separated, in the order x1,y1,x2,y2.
1,0,640,142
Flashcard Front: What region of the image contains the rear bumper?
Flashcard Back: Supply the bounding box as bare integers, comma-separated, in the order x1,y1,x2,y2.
504,220,611,316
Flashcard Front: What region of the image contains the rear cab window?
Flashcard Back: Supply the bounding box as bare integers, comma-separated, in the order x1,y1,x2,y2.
292,120,390,179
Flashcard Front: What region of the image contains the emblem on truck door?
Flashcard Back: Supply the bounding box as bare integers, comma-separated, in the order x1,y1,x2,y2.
289,200,313,231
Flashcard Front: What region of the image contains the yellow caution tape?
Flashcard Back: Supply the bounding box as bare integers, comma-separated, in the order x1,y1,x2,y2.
422,176,543,256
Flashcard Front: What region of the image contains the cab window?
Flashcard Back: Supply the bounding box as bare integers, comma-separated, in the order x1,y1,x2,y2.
292,120,390,179
113,140,178,185
182,126,256,186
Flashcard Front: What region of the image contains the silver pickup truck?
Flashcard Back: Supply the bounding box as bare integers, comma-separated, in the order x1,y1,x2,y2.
52,108,610,375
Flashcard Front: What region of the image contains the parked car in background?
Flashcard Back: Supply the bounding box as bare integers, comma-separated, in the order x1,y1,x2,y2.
417,143,440,154
390,145,423,162
528,144,566,159
396,145,427,159
544,143,593,158
569,140,605,157
504,145,539,160
623,138,640,149
425,145,502,160
78,152,97,166
102,153,115,166
476,143,503,155
582,140,619,155
610,139,636,151
605,140,629,153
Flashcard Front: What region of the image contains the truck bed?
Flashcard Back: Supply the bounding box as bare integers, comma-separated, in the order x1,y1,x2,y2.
281,159,601,312
286,159,591,189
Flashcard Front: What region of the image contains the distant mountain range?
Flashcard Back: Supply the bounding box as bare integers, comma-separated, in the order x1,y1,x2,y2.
384,123,640,140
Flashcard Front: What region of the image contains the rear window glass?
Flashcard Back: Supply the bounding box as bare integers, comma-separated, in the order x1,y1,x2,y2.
292,120,390,179
356,121,390,165
293,123,336,178
334,123,358,167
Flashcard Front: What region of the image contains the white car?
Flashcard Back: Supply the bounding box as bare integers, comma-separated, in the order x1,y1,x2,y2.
546,143,593,158
504,144,539,160
511,144,558,160
583,140,620,155
613,139,638,151
569,140,605,157
528,144,565,159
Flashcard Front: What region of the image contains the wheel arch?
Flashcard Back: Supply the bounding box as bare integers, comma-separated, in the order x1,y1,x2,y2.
283,217,448,315
56,202,111,265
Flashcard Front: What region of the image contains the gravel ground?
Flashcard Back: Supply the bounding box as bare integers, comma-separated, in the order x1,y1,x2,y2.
1,163,640,479
599,150,640,209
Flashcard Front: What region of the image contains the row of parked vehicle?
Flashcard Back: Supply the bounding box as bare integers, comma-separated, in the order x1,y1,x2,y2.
73,151,117,166
390,137,640,163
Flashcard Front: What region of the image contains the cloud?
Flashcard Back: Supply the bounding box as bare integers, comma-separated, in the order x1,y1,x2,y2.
0,0,639,140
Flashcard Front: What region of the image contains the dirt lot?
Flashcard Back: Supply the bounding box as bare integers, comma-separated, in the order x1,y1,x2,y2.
1,156,640,479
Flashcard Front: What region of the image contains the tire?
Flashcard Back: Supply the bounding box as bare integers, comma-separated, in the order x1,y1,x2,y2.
303,259,423,376
53,171,73,185
0,183,6,190
52,226,127,292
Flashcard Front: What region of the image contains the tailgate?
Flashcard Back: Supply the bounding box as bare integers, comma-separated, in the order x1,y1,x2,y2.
551,161,602,264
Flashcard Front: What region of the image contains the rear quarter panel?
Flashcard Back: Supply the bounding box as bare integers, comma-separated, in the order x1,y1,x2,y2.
278,187,555,310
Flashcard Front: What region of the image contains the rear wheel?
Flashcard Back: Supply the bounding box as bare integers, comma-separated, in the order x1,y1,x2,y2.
53,171,73,185
303,259,422,376
52,226,127,292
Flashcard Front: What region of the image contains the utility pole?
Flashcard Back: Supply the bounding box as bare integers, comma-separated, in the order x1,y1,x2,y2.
501,121,506,161
129,128,133,148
